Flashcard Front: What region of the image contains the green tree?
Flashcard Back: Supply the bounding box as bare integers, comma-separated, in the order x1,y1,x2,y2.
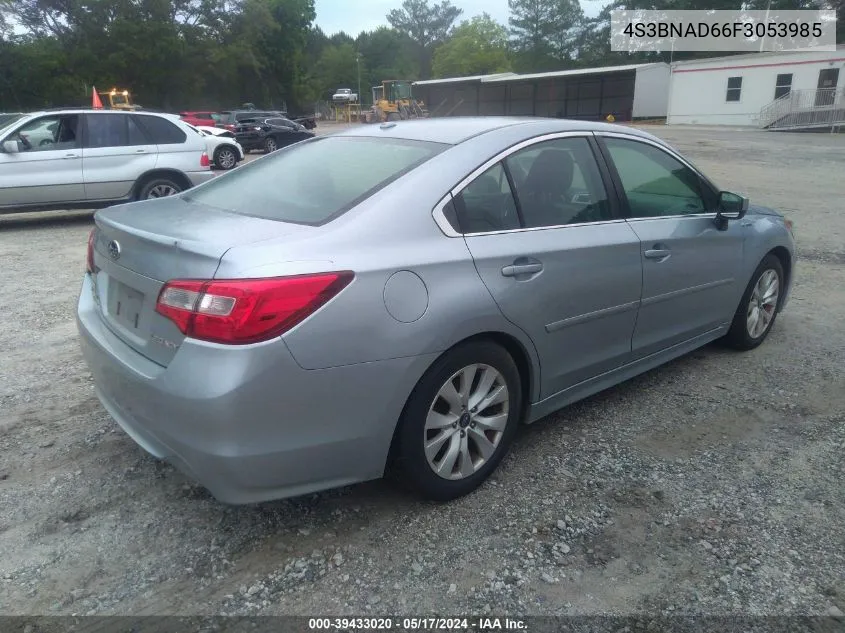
357,27,419,99
314,42,363,101
432,13,511,78
386,0,462,78
508,0,558,71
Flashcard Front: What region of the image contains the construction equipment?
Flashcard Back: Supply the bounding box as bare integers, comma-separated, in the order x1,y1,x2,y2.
372,80,428,123
97,88,141,111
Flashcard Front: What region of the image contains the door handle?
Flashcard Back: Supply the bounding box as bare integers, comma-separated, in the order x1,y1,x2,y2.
502,262,543,277
644,242,671,260
135,149,146,153
63,153,78,159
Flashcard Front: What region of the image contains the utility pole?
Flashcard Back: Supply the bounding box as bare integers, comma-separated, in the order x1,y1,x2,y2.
356,53,362,107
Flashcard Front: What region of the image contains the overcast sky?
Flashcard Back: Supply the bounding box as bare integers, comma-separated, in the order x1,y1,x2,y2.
314,0,612,37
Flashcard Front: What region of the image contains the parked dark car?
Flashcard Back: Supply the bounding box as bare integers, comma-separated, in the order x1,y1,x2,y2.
234,117,315,153
289,113,317,129
217,110,284,133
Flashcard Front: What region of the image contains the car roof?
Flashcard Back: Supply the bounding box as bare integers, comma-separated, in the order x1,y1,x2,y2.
333,116,662,146
24,109,165,117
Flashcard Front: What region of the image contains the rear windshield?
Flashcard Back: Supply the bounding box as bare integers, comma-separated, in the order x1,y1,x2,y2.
183,136,446,225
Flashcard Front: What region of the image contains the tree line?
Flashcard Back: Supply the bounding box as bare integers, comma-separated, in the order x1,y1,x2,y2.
0,0,841,113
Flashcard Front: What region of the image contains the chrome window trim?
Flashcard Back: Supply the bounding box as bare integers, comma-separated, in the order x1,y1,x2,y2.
431,130,613,238
432,195,462,238
627,212,718,222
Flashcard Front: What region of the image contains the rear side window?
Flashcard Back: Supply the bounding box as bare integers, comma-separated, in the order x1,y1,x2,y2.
184,136,446,225
135,115,187,144
505,137,612,227
447,137,613,234
452,163,520,233
85,114,149,148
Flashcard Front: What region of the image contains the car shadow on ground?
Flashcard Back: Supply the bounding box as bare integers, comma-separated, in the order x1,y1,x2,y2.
0,209,95,230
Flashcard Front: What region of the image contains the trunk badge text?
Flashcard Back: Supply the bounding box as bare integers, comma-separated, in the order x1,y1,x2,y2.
107,240,121,260
151,334,179,350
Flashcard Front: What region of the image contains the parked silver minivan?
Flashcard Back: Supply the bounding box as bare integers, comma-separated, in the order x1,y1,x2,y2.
0,109,214,213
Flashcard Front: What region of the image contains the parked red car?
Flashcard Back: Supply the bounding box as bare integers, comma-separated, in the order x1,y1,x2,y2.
179,111,221,127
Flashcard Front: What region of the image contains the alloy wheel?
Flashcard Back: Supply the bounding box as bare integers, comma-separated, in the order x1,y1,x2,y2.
217,148,236,169
746,268,779,339
424,364,509,480
147,184,179,199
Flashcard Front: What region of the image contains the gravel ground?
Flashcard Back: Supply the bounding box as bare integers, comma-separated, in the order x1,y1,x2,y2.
0,124,843,619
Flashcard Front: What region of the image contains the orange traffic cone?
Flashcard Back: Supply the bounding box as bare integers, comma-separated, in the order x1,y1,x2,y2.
92,86,104,109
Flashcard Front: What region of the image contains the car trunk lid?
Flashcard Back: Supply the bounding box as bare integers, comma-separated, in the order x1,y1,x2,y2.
90,196,310,366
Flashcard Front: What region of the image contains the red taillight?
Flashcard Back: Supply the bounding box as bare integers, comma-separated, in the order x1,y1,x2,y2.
86,229,96,274
200,151,210,167
225,124,235,132
155,273,354,345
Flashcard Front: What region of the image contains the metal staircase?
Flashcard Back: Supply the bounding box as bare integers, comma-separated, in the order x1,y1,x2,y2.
759,88,845,131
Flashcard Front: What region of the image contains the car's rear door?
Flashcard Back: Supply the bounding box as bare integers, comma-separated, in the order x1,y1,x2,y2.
454,133,643,399
0,114,84,208
596,133,745,359
134,114,195,170
82,113,157,202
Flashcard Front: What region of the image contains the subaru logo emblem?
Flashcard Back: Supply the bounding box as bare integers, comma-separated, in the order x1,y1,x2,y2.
107,240,121,260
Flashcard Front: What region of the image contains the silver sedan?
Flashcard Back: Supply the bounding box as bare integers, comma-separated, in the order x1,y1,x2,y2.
77,117,796,504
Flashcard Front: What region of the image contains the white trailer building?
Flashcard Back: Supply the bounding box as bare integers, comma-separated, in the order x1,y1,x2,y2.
667,46,845,128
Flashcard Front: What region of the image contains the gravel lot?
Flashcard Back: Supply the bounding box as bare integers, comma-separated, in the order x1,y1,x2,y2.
0,124,843,619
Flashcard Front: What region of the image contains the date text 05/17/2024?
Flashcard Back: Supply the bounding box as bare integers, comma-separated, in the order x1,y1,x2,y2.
307,617,529,631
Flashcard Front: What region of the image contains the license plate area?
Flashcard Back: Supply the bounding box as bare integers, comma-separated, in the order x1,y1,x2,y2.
109,281,146,332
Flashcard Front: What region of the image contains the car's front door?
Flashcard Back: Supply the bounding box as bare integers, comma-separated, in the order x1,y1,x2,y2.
0,114,84,209
455,134,643,399
597,134,745,359
82,113,158,202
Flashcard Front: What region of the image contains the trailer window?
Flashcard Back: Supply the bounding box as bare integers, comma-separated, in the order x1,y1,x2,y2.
184,136,446,225
726,77,742,102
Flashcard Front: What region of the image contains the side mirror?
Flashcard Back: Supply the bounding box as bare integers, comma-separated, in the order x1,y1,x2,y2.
2,140,20,153
717,191,749,219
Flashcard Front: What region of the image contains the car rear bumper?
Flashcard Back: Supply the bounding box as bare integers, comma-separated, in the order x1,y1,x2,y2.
76,275,437,504
186,171,215,187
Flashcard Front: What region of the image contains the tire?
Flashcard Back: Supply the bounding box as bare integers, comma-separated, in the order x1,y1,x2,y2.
137,177,183,201
395,341,523,501
264,136,278,153
214,145,238,170
725,254,784,350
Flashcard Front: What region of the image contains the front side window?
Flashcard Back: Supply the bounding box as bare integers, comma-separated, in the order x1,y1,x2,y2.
726,76,742,102
505,137,612,228
11,115,80,152
184,136,445,225
603,138,710,218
